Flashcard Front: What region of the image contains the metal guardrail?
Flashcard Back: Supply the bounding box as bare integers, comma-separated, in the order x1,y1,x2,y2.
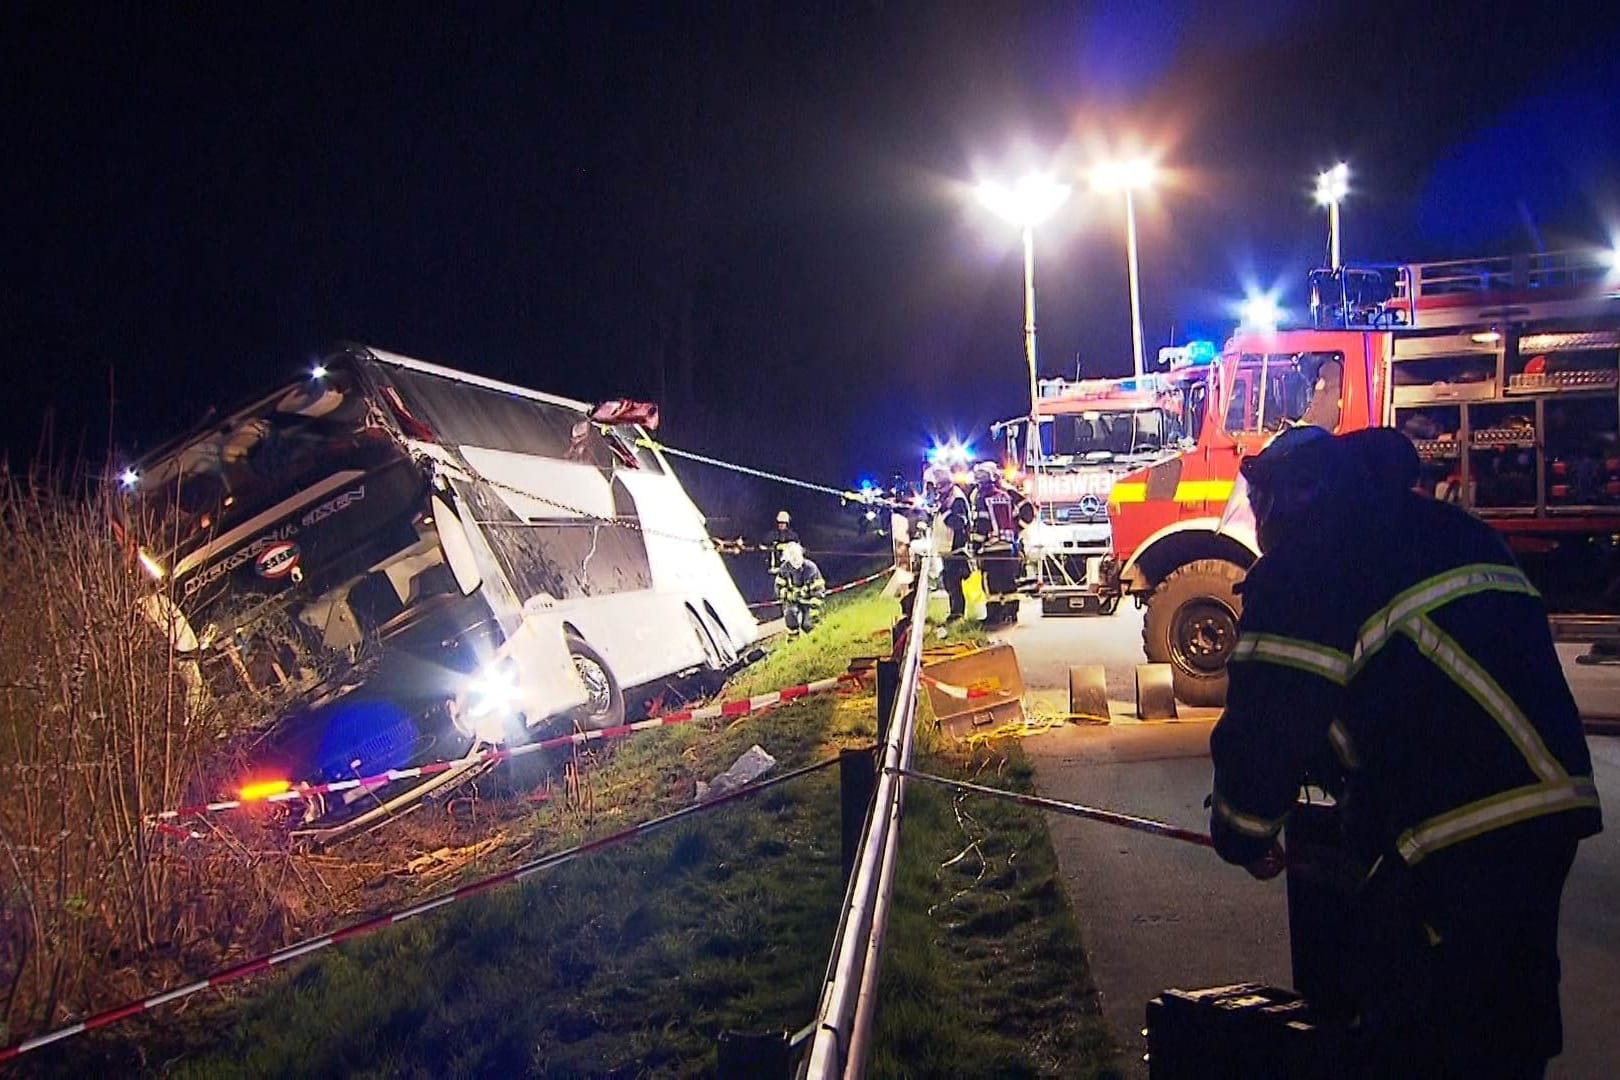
803,551,936,1079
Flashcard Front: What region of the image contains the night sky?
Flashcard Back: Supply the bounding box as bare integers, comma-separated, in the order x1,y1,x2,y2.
7,3,1620,520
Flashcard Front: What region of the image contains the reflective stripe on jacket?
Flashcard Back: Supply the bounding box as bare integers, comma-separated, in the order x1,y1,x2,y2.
775,559,826,608
1209,492,1601,871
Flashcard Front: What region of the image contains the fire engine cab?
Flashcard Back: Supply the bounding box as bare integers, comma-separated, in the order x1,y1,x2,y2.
1100,249,1620,706
993,355,1211,614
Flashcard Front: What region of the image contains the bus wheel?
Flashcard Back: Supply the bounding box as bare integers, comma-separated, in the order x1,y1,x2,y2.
566,634,624,731
1142,559,1244,707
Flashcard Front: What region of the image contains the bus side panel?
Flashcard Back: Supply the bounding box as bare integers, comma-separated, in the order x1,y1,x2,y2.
521,591,711,689
615,470,760,652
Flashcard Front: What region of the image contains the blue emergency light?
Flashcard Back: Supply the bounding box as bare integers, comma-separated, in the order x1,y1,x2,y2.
1160,340,1217,370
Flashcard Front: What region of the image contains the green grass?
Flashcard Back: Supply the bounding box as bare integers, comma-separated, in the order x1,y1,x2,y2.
873,743,1121,1079
46,587,1116,1077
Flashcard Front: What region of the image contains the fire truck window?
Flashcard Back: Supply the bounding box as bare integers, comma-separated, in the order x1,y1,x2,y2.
1183,383,1207,442
1545,397,1620,507
1224,375,1254,432
1467,402,1537,510
1298,354,1343,431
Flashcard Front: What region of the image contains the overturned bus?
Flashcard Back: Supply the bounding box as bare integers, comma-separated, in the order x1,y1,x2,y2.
117,345,758,842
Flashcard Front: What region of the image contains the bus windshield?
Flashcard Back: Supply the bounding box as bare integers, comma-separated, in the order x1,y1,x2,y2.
124,367,395,558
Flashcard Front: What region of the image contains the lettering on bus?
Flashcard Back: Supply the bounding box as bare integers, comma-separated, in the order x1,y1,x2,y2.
182,485,367,598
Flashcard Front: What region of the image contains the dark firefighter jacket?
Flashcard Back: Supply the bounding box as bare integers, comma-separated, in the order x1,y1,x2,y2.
775,559,826,610
941,489,971,557
1210,491,1602,882
968,483,1036,547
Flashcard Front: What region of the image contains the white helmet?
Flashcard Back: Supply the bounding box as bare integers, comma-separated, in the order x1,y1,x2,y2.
923,464,953,489
776,510,792,525
782,541,805,569
972,461,1000,485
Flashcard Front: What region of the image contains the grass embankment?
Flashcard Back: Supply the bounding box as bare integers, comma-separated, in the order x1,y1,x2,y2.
52,588,1115,1077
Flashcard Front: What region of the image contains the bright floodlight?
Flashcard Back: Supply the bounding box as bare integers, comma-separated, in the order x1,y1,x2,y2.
310,363,329,380
119,467,140,490
1241,291,1283,332
1092,158,1157,192
976,173,1072,227
1315,162,1350,206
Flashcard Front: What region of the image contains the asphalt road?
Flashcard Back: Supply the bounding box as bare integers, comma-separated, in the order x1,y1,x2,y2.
996,601,1619,1078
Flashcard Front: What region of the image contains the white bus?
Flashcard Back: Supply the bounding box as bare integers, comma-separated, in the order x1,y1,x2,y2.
118,345,758,840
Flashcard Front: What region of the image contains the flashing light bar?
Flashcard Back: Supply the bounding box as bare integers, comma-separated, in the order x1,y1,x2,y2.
1159,340,1217,369
927,440,974,466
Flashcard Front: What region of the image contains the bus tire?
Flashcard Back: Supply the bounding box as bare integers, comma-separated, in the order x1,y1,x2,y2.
566,633,625,732
1142,559,1245,708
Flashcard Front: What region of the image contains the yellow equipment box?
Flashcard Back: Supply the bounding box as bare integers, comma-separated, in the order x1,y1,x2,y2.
922,643,1026,741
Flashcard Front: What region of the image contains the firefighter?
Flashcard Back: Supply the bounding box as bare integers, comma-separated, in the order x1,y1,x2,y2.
767,510,799,574
924,464,973,622
968,461,1035,627
774,541,825,636
1208,425,1602,1076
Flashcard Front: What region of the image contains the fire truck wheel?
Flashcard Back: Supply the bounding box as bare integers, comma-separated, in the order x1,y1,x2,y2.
566,633,626,732
1142,558,1245,708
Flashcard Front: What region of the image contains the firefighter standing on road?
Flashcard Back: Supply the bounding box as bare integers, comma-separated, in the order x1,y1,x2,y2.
774,541,826,637
1208,425,1602,1077
968,461,1035,627
767,510,799,574
925,465,972,622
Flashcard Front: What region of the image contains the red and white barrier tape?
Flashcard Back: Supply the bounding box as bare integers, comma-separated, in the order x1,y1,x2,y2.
919,674,996,702
747,566,894,610
153,673,863,824
0,755,843,1065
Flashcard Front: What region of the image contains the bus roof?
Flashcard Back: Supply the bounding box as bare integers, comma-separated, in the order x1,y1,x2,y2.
360,346,593,414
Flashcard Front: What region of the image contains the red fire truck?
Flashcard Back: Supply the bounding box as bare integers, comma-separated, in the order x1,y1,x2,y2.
1100,249,1620,705
992,356,1212,613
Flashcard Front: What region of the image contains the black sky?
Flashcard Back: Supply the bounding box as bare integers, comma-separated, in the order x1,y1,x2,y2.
7,2,1620,506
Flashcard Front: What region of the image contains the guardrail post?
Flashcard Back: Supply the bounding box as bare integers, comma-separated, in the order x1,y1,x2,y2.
717,1030,790,1078
840,748,877,882
875,658,899,745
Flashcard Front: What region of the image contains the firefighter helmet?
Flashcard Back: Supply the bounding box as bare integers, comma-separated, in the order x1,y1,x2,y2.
776,510,792,525
972,461,1000,486
1234,425,1345,554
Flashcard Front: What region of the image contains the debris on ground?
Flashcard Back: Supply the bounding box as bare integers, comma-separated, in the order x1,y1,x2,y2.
695,744,776,802
398,836,506,882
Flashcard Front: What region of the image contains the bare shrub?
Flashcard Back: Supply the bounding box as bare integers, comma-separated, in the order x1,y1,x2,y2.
0,476,312,1042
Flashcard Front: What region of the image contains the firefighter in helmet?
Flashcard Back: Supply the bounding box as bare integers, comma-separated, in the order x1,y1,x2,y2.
1208,425,1601,1075
968,461,1035,626
923,464,972,621
774,541,826,637
767,510,799,574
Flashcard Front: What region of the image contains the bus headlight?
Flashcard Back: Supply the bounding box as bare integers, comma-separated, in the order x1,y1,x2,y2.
460,658,521,743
